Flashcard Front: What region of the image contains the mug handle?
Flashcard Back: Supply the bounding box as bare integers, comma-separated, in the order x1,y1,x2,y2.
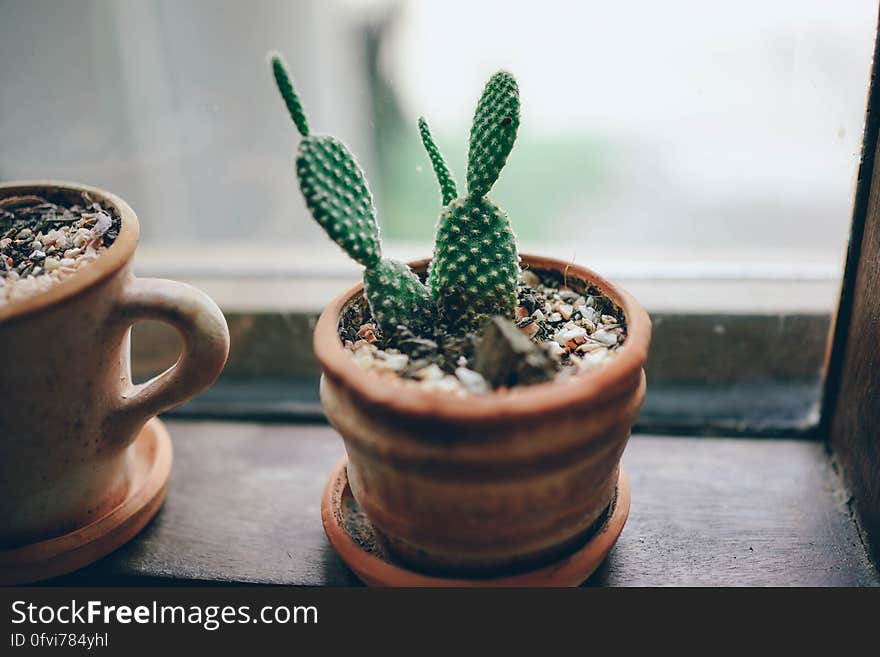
105,277,230,442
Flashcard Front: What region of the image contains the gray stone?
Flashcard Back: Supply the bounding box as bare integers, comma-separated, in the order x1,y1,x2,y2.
473,315,556,388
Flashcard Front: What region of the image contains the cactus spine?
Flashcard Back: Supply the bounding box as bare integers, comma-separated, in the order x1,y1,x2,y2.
422,72,521,326
271,53,433,336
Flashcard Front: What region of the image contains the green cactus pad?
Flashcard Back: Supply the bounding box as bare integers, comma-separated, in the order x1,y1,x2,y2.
270,53,310,137
418,116,458,206
428,195,519,323
466,71,520,198
271,51,436,338
296,135,381,268
364,259,435,336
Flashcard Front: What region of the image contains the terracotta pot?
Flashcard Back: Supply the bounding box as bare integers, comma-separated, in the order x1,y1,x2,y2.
0,181,230,549
315,254,651,575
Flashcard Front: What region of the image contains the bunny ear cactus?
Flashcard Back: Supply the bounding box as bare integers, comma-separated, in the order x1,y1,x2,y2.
270,53,434,336
422,72,521,327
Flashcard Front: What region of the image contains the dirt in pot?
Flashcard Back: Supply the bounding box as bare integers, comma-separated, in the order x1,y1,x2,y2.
0,191,121,306
339,266,627,395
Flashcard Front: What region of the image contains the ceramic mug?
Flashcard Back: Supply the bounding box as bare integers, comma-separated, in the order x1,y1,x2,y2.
0,181,230,548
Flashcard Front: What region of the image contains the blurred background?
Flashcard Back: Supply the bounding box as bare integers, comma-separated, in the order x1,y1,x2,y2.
1,0,878,431
1,0,875,276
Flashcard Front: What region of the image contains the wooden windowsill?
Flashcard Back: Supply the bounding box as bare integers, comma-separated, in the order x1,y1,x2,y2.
47,421,879,587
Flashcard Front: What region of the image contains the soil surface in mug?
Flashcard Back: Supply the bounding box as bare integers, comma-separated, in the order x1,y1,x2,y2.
339,267,627,395
0,191,121,306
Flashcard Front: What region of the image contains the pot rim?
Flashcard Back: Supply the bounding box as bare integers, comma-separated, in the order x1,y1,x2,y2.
313,254,652,423
0,180,138,325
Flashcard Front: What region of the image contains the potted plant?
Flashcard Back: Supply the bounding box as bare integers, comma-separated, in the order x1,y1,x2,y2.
0,182,229,584
271,56,651,585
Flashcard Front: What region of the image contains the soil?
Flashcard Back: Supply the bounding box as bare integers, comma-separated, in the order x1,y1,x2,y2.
338,265,627,394
0,191,121,305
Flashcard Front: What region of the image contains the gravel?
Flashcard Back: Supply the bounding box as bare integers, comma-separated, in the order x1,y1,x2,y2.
339,266,627,395
0,192,121,306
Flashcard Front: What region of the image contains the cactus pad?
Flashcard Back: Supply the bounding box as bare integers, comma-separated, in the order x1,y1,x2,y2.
418,117,458,206
364,259,434,336
428,195,519,323
296,135,381,268
272,52,434,337
270,53,310,137
466,71,520,198
427,71,522,325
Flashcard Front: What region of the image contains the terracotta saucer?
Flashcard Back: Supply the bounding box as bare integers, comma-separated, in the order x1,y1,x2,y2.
0,417,172,585
321,456,630,587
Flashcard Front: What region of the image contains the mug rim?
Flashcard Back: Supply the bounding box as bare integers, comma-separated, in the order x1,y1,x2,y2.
0,180,139,324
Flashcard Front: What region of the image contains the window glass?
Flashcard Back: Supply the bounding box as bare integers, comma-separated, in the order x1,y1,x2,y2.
1,0,874,271
1,0,877,431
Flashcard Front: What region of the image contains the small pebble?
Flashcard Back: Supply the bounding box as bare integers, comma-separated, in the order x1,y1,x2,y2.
554,325,587,346
414,364,445,381
577,348,609,369
578,305,598,324
422,376,465,394
519,320,540,339
546,342,565,358
591,329,618,346
455,367,489,393
378,352,409,371
558,303,574,320
342,269,627,394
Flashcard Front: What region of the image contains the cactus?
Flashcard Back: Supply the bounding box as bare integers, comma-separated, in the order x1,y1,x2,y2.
271,53,434,336
466,71,520,199
422,72,521,326
418,117,458,206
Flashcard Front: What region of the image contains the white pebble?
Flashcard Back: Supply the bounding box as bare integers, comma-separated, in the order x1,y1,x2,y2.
591,329,618,346
546,342,565,358
90,211,112,237
578,305,598,324
422,376,464,393
554,325,587,345
415,364,445,381
579,349,609,369
378,353,409,371
73,228,92,248
351,347,376,367
455,367,488,393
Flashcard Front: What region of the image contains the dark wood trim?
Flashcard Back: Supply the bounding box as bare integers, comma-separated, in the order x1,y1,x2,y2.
822,8,880,566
